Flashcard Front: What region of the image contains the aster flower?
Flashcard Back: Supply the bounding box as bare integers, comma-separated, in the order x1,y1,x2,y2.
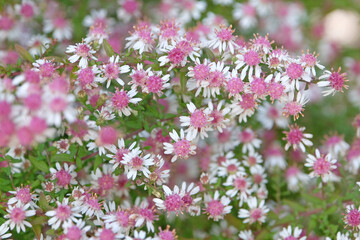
63,220,91,240
107,138,137,169
153,184,184,215
300,50,324,77
238,230,254,240
282,61,311,90
49,162,77,189
230,93,258,123
143,71,171,96
235,48,262,81
179,102,213,140
318,68,348,96
43,15,72,41
223,172,252,206
278,226,307,240
282,91,309,120
208,25,238,54
125,23,154,54
180,182,201,216
8,185,38,209
344,205,360,231
108,88,142,117
233,2,258,29
238,128,261,154
90,164,117,197
163,129,197,162
157,19,181,50
238,196,269,224
95,227,124,240
305,149,338,183
125,230,152,240
99,55,130,88
4,203,36,233
66,42,97,68
45,198,81,230
74,193,104,219
256,102,288,129
204,191,232,221
121,147,154,180
283,124,313,152
103,206,131,233
131,198,157,232
285,166,310,192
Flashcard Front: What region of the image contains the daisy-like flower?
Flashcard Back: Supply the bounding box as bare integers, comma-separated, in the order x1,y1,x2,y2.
94,227,124,240
108,88,142,117
180,102,213,140
49,163,77,189
238,128,261,154
43,15,72,41
223,172,252,206
208,25,238,54
344,205,360,231
107,139,137,169
117,0,141,23
238,196,269,224
180,182,201,216
153,184,184,215
131,198,157,232
305,149,338,183
204,191,232,221
283,124,313,152
300,50,324,77
217,158,245,177
235,48,262,81
324,134,349,157
143,71,170,96
0,224,11,239
157,19,181,50
238,230,254,240
8,185,37,209
121,147,154,180
233,2,258,29
256,102,288,129
129,63,152,89
282,61,311,90
264,144,287,171
282,91,309,120
4,203,36,233
208,101,231,133
155,225,177,240
90,164,117,197
63,220,91,240
242,151,263,169
66,42,97,69
285,166,310,192
278,226,307,240
99,55,130,88
76,65,102,90
230,93,258,123
318,68,348,96
45,198,81,230
125,23,154,55
32,59,56,78
187,58,211,96
74,193,104,219
203,61,230,98
103,206,131,233
163,129,197,162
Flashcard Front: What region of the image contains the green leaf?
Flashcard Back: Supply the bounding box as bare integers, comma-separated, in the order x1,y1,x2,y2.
103,39,115,56
28,156,49,173
15,44,35,62
52,153,72,162
203,47,215,60
93,156,103,170
39,193,53,212
282,199,306,212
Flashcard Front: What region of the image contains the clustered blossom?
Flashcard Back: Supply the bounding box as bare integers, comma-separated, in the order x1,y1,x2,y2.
0,0,358,239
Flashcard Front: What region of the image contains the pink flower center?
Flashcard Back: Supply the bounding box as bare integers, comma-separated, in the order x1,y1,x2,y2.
16,188,31,203
55,169,72,187
21,3,34,18
24,94,42,110
137,29,152,44
227,164,238,174
286,63,303,79
131,70,147,86
123,0,139,14
287,128,303,145
100,229,115,240
146,75,164,94
227,77,244,95
131,156,144,170
268,82,285,100
164,194,183,212
217,28,233,41
250,208,262,221
158,230,175,240
193,64,210,81
53,17,67,28
99,127,117,145
347,209,360,227
283,102,303,117
286,166,300,179
78,68,95,88
105,63,119,80
181,194,193,207
250,78,267,96
302,54,317,67
210,109,223,125
190,110,208,128
116,211,130,227
39,62,55,78
76,44,91,58
253,174,263,184
168,48,185,65
139,208,154,220
313,157,332,175
98,174,114,190
244,50,260,66
112,89,130,109
66,226,82,240
173,139,191,158
70,120,88,138
86,197,101,211
114,148,130,163
206,200,224,217
239,93,256,110
234,177,247,190
329,72,345,91
55,205,71,221
239,130,254,143
218,129,231,143
209,71,226,87
10,207,26,224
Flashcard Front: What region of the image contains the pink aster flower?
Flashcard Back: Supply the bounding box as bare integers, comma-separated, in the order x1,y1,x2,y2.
235,48,262,81
157,19,181,50
324,134,349,157
305,149,338,183
74,193,104,219
76,65,101,90
45,198,81,230
187,58,211,95
230,93,258,123
125,230,152,240
285,166,310,192
256,102,288,129
180,102,213,140
155,225,177,240
163,129,197,162
8,185,37,209
282,91,309,120
117,0,141,22
66,42,97,69
283,124,313,152
44,15,72,41
300,50,324,77
131,198,157,232
90,164,117,197
108,88,142,117
143,71,170,96
49,163,77,189
278,226,307,240
4,203,36,233
225,69,245,99
204,191,232,221
63,220,91,240
32,59,56,79
282,61,311,90
238,128,261,154
121,147,154,180
99,55,130,88
107,138,137,169
153,184,184,215
223,172,252,206
125,23,153,54
344,205,360,231
95,227,124,240
208,25,238,54
318,67,349,96
238,196,269,224
129,63,152,89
